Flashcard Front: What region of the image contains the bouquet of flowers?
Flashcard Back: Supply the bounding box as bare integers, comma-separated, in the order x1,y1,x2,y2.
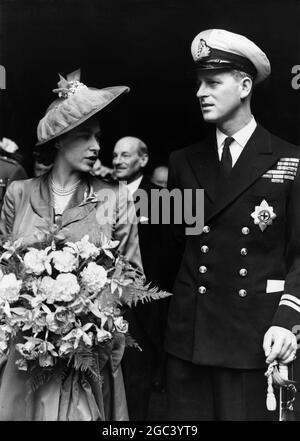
0,227,170,389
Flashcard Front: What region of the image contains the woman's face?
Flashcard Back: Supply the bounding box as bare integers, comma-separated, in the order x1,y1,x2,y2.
56,117,101,173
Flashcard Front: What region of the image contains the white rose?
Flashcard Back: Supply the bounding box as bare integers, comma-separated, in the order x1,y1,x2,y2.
50,248,78,273
0,274,22,303
55,273,80,302
114,317,129,333
80,262,108,294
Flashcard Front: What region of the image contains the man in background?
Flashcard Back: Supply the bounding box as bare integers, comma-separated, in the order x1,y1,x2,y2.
113,136,171,420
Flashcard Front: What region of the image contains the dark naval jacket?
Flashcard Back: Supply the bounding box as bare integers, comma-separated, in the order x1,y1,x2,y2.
165,124,300,369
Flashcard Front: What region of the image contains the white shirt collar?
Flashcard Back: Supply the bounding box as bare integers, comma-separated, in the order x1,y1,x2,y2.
216,117,257,150
126,175,143,195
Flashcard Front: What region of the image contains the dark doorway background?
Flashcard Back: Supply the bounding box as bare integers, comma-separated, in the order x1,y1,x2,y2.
1,0,300,175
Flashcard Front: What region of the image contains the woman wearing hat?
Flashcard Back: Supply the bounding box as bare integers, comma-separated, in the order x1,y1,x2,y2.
0,71,142,420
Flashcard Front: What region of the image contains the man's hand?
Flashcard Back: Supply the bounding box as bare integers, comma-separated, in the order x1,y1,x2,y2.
263,326,297,364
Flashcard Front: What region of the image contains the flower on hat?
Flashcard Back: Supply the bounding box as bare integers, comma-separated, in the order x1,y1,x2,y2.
52,71,88,99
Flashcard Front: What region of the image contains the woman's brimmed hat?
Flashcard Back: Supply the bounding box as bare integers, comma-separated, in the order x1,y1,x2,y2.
36,69,129,146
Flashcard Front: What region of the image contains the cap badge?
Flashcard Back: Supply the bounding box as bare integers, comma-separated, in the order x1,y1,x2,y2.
196,39,211,60
251,199,276,232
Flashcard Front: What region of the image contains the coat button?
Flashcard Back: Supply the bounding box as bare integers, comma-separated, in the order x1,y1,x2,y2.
239,268,248,277
199,265,207,273
241,248,248,256
238,289,247,297
242,227,250,235
203,225,210,233
201,245,209,253
198,286,207,294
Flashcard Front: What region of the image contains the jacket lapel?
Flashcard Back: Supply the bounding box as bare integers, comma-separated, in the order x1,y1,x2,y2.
29,172,54,222
206,125,281,223
61,177,97,228
186,135,220,202
30,173,98,229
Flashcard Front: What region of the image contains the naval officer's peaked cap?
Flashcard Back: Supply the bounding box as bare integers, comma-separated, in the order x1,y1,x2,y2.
191,29,271,84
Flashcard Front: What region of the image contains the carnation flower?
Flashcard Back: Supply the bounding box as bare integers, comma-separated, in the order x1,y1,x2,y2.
50,248,78,273
38,276,57,304
114,317,129,334
55,273,80,302
24,248,51,275
80,262,108,294
0,274,22,303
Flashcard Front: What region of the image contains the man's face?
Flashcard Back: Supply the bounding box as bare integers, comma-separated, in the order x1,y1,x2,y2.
57,117,101,173
112,139,148,183
196,70,243,125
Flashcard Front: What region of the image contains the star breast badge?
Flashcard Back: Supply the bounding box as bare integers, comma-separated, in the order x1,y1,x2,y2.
251,199,277,232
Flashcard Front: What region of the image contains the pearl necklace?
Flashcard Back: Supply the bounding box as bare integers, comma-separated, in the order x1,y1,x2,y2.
50,176,81,196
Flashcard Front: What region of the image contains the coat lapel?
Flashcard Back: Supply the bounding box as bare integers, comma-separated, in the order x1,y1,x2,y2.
185,135,220,202
30,173,99,229
61,177,97,228
206,125,281,223
29,172,54,222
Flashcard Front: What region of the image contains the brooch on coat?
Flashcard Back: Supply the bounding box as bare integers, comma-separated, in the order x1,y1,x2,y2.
79,190,98,206
251,199,276,231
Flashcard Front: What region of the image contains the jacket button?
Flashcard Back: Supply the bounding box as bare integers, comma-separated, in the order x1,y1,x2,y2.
199,265,207,273
198,286,207,294
241,248,248,256
238,289,247,297
242,227,250,235
203,225,210,233
239,268,248,277
201,245,209,253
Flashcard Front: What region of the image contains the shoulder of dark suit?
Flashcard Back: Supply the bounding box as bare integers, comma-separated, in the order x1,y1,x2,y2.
265,128,300,154
169,124,300,162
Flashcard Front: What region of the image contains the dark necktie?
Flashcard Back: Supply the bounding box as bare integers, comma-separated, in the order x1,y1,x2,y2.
220,136,234,177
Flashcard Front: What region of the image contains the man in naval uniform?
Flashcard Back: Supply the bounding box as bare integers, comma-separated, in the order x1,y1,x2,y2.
166,29,299,420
